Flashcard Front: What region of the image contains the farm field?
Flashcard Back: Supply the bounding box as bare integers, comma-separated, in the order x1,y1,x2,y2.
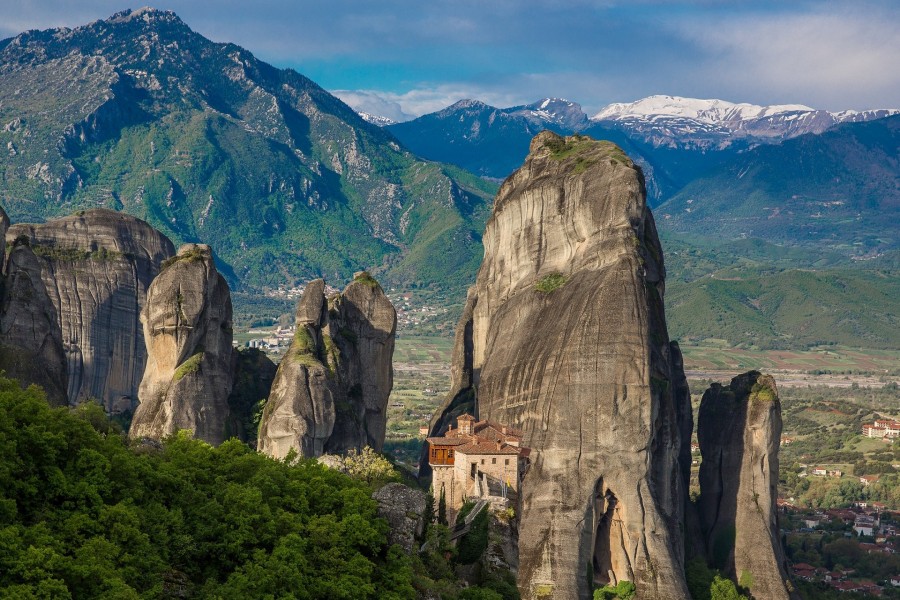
384,335,454,469
680,343,900,387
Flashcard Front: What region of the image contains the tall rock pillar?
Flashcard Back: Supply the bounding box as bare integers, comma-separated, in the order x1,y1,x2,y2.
130,244,234,445
257,272,396,459
697,371,796,599
430,132,691,599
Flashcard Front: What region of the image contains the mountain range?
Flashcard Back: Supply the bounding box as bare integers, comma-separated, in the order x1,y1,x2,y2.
384,95,898,202
0,8,897,351
0,7,494,291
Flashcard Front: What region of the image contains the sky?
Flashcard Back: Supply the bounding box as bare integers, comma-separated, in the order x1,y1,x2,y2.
2,1,898,120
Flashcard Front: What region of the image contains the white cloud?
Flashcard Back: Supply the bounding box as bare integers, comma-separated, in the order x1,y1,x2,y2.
332,86,532,119
669,5,900,110
331,90,416,122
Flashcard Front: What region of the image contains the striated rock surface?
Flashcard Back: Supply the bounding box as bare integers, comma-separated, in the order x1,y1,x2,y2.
372,482,427,553
324,272,397,454
257,273,396,459
0,208,174,409
697,371,796,599
258,278,335,458
430,132,691,599
129,244,234,445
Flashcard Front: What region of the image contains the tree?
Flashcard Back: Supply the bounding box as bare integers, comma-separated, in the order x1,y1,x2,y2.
422,491,435,540
594,580,636,600
438,487,448,526
710,575,748,600
334,446,400,487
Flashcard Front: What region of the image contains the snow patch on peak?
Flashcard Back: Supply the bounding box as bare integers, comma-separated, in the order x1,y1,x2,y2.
107,7,171,24
592,95,815,123
447,99,490,111
358,112,396,127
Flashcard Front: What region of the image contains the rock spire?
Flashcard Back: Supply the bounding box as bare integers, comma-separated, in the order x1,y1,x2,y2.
257,272,396,459
697,371,796,599
129,244,234,444
430,132,692,599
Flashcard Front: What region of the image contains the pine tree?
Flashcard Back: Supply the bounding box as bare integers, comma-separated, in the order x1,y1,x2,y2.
422,490,435,539
438,487,448,525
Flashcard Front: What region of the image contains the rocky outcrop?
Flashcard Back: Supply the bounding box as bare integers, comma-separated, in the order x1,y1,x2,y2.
257,272,396,459
372,482,427,553
0,208,174,409
226,348,277,444
429,132,691,599
129,244,234,445
697,371,795,599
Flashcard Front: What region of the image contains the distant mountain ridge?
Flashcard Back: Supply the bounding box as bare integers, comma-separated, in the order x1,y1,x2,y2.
382,94,898,199
0,8,495,291
590,94,900,150
658,114,900,253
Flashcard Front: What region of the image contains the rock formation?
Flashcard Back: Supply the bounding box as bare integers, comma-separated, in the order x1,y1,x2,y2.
429,132,691,599
372,482,427,553
0,208,174,409
129,244,234,445
227,348,277,444
257,272,396,459
697,371,795,599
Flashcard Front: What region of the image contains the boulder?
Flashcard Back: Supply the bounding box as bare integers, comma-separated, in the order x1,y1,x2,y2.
372,482,427,553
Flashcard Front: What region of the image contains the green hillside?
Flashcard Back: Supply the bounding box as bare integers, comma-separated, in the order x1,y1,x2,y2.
658,116,900,257
661,233,900,350
0,9,496,292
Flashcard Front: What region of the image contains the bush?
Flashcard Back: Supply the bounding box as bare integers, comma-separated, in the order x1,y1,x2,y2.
457,505,489,564
594,580,635,600
536,272,567,293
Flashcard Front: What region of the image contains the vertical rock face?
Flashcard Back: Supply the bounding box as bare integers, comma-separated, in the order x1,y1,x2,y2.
0,208,175,409
227,348,278,444
129,244,234,445
257,272,396,459
325,273,397,454
430,132,691,599
258,278,336,458
697,371,795,600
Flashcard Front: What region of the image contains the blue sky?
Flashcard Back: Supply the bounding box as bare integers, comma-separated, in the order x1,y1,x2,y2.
2,1,898,119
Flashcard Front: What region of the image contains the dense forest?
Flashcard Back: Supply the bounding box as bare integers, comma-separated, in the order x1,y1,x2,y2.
0,376,515,599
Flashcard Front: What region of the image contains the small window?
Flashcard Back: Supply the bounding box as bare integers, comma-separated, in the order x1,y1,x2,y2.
492,458,496,464
448,449,454,457
481,458,485,465
505,459,510,465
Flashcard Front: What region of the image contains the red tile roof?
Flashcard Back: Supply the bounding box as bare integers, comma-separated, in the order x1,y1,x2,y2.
457,441,522,455
426,437,468,446
427,414,531,460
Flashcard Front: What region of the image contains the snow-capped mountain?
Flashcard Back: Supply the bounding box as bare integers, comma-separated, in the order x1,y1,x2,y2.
358,97,588,130
505,98,589,131
590,95,900,149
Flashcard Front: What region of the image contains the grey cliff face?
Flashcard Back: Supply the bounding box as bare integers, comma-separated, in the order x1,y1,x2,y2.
0,208,174,409
697,371,796,600
129,243,234,445
227,348,277,444
430,132,691,599
257,273,396,459
372,482,427,554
